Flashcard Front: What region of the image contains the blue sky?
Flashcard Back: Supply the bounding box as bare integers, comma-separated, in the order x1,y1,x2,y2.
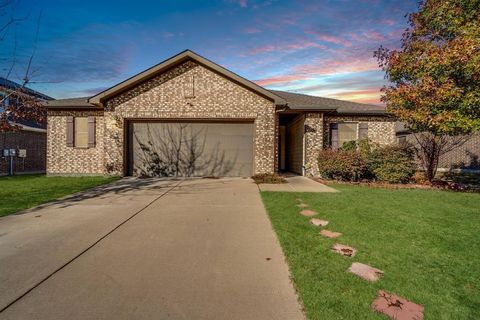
0,0,419,104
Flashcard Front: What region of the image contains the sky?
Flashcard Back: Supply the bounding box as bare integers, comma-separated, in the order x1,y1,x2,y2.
0,0,419,104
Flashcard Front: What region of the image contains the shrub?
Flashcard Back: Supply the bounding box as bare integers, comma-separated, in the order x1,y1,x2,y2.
340,140,357,151
318,141,415,184
412,171,428,184
317,149,368,181
369,144,415,183
252,173,287,184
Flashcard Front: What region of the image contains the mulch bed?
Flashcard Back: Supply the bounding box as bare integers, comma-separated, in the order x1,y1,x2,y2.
313,177,479,192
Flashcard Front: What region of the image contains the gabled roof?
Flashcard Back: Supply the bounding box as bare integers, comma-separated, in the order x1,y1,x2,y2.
43,50,388,116
0,77,53,101
270,90,387,115
88,50,286,106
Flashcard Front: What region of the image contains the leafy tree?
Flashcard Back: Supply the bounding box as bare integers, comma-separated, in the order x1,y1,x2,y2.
375,0,480,181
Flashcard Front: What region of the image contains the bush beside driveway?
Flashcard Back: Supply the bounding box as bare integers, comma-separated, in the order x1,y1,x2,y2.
261,185,480,319
0,174,119,217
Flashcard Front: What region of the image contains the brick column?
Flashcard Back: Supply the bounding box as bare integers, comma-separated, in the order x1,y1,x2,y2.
304,113,323,177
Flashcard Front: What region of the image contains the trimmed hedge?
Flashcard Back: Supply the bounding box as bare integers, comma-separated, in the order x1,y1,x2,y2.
317,149,369,181
252,173,287,184
318,141,415,183
369,145,416,183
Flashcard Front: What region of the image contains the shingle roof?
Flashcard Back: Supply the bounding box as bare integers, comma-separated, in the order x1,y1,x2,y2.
0,77,53,101
270,90,387,115
44,97,98,109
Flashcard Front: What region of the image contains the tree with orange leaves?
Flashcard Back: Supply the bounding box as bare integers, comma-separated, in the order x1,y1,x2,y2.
375,0,480,181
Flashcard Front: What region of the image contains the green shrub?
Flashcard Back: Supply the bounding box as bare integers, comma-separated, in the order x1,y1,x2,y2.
340,140,357,151
318,141,415,184
369,144,415,183
317,149,368,181
252,173,287,184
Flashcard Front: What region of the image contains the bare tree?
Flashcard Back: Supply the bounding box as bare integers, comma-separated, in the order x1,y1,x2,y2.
411,133,470,181
1,1,46,132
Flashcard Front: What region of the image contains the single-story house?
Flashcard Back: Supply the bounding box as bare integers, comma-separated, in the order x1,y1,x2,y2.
45,50,397,177
1,77,52,175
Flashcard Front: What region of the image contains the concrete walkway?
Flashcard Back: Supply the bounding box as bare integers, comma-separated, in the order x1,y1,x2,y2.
258,176,337,192
0,178,303,320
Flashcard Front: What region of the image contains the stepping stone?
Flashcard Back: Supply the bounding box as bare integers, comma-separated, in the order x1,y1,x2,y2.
297,203,309,208
310,218,329,227
372,290,424,320
300,209,317,217
332,243,357,257
348,262,384,282
320,229,342,238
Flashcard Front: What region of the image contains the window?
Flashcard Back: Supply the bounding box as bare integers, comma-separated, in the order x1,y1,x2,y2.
330,122,358,148
74,117,88,147
338,123,358,146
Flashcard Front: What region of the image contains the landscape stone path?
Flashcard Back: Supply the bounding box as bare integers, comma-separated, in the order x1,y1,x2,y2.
348,262,384,282
300,209,317,217
319,230,342,239
332,243,357,257
372,291,424,320
310,218,329,227
296,198,424,320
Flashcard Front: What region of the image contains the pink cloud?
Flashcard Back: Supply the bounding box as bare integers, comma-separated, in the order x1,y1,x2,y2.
306,30,352,47
253,50,381,88
239,0,247,8
316,34,351,46
254,74,311,86
380,19,397,26
292,55,378,76
246,40,325,55
248,44,276,55
244,27,261,34
364,31,385,41
327,88,383,105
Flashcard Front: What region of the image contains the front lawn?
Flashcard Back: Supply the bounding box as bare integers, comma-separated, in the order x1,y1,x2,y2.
261,185,480,320
0,174,119,217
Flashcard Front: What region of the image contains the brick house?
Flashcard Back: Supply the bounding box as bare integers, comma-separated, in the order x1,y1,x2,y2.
45,50,396,177
1,78,51,175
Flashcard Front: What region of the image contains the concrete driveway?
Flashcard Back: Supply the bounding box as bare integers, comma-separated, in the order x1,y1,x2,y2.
0,178,303,320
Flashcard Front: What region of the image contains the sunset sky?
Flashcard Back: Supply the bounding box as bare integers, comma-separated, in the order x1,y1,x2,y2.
1,0,419,104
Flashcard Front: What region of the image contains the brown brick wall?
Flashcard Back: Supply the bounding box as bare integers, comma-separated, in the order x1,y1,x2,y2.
47,60,276,176
304,113,324,176
402,132,480,171
47,111,105,174
0,130,46,175
323,115,396,147
439,133,480,170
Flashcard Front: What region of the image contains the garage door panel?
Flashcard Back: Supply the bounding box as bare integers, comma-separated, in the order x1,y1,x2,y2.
129,122,254,177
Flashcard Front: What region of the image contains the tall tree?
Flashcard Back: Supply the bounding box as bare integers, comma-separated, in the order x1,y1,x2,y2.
375,0,480,181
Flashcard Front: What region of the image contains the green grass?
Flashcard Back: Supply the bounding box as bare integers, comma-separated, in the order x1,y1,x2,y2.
0,174,120,217
261,185,480,320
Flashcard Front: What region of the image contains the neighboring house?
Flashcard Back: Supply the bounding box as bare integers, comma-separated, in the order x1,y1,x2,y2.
396,123,480,172
45,50,396,177
0,78,52,175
